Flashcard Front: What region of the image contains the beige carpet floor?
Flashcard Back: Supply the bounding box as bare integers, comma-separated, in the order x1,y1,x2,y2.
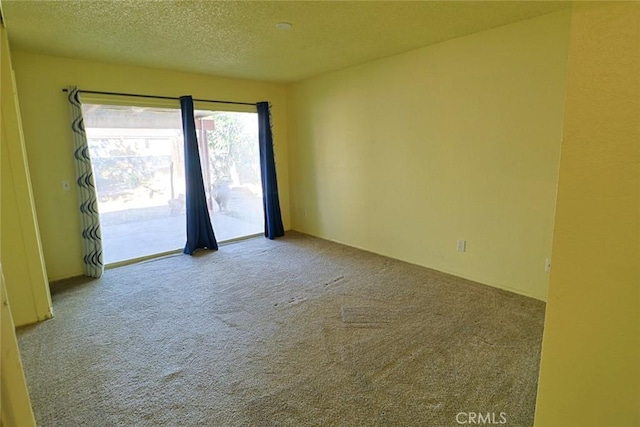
17,232,545,426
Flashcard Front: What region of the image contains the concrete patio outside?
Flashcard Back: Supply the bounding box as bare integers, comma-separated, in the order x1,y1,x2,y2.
100,188,263,264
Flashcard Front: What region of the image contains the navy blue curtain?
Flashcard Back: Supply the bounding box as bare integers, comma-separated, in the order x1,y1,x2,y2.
180,96,218,254
257,102,284,239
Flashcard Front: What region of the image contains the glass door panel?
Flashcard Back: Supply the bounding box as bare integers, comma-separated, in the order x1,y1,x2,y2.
83,104,186,264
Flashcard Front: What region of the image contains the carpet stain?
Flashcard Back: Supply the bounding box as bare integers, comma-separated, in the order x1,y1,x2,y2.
323,276,345,287
284,296,306,306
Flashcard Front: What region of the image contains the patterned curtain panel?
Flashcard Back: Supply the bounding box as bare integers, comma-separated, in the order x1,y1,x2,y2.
67,86,104,278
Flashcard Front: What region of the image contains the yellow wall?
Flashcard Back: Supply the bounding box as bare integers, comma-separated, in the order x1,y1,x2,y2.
1,24,51,326
287,11,570,300
0,21,37,427
10,53,290,281
535,3,640,425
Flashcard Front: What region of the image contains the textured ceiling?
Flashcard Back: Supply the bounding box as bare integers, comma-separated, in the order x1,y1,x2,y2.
1,1,571,83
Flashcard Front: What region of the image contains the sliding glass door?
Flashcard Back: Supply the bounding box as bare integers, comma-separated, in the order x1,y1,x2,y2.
83,104,262,264
194,109,263,241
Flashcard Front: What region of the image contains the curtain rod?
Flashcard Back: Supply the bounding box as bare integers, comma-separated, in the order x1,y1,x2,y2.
61,88,257,107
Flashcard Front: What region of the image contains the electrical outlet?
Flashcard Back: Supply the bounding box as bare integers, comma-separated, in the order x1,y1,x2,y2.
456,239,466,252
545,258,551,272
303,209,308,217
62,180,71,192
